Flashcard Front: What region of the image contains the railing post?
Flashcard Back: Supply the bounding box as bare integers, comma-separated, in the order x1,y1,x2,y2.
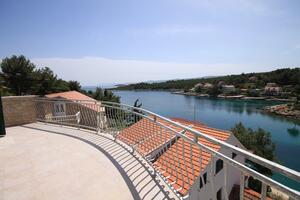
224,163,229,200
76,112,81,129
210,156,216,200
97,112,100,134
0,96,6,137
240,172,244,200
194,134,198,143
153,116,157,122
261,183,267,200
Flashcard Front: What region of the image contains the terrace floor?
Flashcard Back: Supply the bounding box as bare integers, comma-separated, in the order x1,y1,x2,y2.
0,123,178,200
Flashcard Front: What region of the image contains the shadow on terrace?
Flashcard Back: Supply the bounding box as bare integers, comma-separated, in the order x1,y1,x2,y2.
0,122,177,200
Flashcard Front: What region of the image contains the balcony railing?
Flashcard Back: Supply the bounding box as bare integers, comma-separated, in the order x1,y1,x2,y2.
34,98,300,200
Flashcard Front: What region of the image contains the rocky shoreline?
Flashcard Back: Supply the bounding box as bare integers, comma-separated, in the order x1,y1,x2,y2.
262,104,300,121
172,91,296,102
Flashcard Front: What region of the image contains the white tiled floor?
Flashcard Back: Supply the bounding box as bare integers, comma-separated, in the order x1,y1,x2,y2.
0,123,177,200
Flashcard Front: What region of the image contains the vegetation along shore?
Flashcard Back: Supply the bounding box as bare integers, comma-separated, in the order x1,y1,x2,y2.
116,68,300,120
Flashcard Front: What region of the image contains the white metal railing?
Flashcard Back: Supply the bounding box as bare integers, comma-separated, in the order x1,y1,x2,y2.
44,111,80,123
34,98,300,200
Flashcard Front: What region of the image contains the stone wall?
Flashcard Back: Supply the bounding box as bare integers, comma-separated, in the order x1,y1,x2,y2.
2,96,37,127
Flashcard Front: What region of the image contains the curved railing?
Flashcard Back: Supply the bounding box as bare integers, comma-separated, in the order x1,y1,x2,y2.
35,98,300,200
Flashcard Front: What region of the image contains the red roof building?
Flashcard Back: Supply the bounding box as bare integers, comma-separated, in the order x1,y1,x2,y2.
46,91,95,101
117,117,256,199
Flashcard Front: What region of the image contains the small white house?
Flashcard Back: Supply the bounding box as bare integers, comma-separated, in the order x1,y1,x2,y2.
264,83,282,96
222,85,236,93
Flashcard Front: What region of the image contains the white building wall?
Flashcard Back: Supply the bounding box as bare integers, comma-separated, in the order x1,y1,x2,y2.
188,134,245,200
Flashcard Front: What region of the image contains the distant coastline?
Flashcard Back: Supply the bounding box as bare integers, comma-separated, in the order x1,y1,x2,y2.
171,90,296,102
112,89,300,121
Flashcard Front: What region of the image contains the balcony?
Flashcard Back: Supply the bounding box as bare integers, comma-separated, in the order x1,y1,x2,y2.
0,95,299,200
0,123,176,200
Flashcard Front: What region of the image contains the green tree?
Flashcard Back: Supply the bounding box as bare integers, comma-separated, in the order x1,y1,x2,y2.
34,67,57,95
231,122,277,173
54,79,70,92
231,123,277,193
90,87,120,103
93,87,104,100
68,80,81,91
195,86,202,93
207,85,221,97
0,55,36,95
103,89,120,103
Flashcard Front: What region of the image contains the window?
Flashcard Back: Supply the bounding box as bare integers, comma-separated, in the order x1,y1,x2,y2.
60,104,65,112
54,102,66,116
203,172,207,184
217,188,222,200
55,105,60,113
232,152,237,159
199,177,203,189
215,159,223,174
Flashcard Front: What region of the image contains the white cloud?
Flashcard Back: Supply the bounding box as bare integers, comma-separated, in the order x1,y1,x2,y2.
31,56,274,86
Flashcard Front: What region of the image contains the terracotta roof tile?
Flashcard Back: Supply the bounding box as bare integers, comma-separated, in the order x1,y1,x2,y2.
117,118,176,156
46,91,95,101
117,117,231,196
244,188,272,200
46,91,104,112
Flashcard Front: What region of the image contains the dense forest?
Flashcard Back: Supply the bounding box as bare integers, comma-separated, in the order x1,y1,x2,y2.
116,68,300,96
0,55,120,102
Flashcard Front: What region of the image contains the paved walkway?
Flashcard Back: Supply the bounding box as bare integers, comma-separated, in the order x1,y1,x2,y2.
0,123,177,200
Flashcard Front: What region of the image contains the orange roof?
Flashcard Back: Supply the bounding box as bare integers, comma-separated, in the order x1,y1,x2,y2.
117,117,231,196
117,118,178,156
244,188,272,200
230,185,272,200
46,91,95,101
46,91,102,112
153,118,230,195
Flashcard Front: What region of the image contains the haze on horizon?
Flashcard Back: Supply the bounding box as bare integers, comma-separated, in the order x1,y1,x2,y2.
1,0,300,86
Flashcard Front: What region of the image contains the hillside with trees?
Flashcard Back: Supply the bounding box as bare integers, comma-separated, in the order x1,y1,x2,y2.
0,55,120,103
116,68,300,97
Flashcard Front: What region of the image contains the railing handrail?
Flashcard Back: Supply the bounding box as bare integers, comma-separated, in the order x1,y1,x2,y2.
35,97,99,103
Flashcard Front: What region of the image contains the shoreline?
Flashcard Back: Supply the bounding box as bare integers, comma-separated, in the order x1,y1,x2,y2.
171,91,296,102
115,89,300,122
116,89,300,121
262,104,300,121
113,89,297,103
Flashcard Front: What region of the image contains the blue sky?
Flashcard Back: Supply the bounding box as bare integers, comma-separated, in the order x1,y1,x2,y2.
0,0,300,85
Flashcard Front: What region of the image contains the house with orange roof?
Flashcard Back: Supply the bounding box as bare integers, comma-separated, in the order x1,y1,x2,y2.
116,117,266,200
46,90,96,101
42,91,106,129
172,119,248,200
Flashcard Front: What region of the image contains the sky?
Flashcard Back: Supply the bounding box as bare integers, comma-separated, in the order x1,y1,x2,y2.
0,0,300,86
